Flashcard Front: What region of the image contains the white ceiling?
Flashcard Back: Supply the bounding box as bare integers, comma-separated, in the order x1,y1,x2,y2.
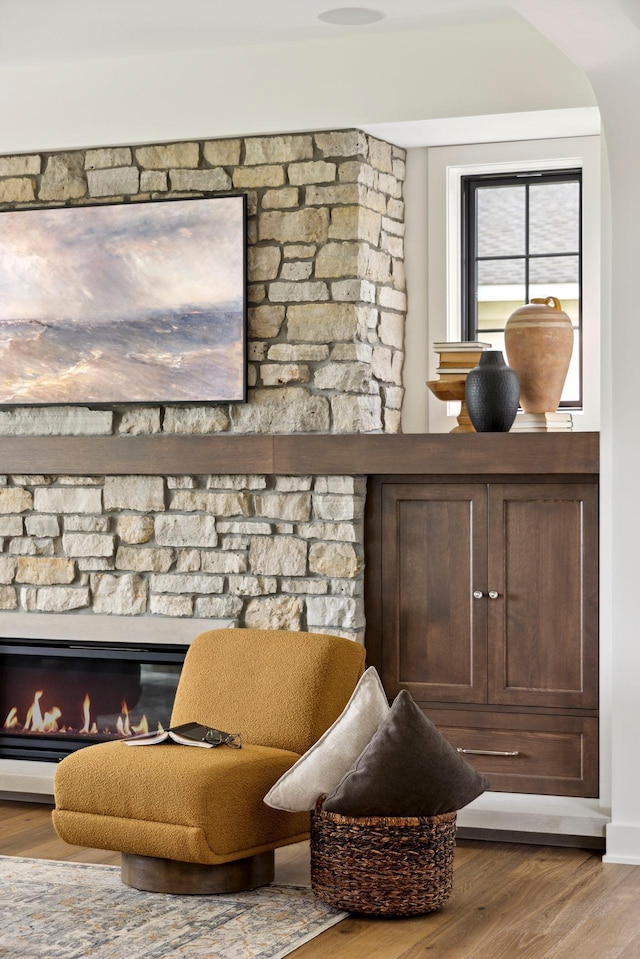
0,0,514,64
0,0,600,153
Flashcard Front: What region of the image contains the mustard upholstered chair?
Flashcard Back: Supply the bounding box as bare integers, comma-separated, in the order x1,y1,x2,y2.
53,628,365,894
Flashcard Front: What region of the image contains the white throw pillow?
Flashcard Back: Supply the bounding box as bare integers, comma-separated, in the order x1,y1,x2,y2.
263,666,390,812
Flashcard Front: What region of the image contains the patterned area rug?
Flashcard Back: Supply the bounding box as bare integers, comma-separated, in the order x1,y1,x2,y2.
0,856,346,959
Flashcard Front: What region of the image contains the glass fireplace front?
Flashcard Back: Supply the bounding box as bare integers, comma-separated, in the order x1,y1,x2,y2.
0,639,186,762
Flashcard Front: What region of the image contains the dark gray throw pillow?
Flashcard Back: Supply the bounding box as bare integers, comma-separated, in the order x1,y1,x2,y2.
322,689,490,817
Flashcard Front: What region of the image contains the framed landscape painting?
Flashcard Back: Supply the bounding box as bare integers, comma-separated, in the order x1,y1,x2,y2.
0,194,247,404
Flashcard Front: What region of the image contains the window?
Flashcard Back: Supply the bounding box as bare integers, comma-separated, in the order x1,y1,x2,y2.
461,169,582,408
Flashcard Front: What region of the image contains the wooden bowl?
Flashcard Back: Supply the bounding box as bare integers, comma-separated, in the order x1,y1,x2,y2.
426,377,474,432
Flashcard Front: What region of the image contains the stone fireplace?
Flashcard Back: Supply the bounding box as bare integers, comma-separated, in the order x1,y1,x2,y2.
0,127,406,794
0,128,406,637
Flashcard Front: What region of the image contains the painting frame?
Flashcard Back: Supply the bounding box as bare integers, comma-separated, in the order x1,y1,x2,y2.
0,192,248,407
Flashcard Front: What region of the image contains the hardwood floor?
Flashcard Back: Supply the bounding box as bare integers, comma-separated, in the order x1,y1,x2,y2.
2,799,640,958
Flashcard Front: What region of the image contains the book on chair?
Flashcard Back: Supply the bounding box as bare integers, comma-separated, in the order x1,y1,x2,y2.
124,722,242,748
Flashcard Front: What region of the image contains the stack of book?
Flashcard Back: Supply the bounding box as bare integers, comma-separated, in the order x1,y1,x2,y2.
427,341,492,433
432,341,492,376
510,412,573,432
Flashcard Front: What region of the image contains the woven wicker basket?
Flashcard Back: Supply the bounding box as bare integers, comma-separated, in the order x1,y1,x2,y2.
310,799,457,917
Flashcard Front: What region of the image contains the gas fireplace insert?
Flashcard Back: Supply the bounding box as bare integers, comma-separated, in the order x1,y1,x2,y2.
1,639,186,762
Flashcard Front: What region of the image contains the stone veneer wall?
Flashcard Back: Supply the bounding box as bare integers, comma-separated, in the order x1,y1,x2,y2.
0,129,406,435
0,473,365,640
0,130,406,640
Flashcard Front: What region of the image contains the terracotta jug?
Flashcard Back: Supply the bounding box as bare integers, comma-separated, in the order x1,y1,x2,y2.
504,296,573,413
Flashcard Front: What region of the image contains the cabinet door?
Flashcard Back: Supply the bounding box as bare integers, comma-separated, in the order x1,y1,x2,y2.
487,483,598,709
381,483,488,704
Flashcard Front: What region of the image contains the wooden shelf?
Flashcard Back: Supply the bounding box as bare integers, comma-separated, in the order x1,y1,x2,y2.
0,431,598,476
275,432,599,476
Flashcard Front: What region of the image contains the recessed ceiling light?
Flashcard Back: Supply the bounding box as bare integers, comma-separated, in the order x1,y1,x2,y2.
318,7,385,26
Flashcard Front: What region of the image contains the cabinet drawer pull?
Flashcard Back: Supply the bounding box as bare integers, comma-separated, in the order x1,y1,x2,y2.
457,747,520,757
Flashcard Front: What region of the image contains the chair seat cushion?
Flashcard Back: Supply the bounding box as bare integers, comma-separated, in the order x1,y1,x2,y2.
53,739,309,864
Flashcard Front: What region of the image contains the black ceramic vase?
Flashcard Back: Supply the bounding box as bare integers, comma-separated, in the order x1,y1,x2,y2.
465,351,520,432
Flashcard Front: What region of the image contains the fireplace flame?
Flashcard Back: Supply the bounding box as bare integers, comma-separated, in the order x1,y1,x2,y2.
3,707,19,729
3,690,157,741
80,694,92,734
23,690,44,731
131,715,150,735
42,706,62,732
116,700,130,737
20,691,63,733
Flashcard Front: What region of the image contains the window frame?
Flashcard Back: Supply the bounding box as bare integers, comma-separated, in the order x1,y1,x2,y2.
460,167,583,408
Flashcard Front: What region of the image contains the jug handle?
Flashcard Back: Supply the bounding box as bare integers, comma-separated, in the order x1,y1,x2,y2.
531,296,562,311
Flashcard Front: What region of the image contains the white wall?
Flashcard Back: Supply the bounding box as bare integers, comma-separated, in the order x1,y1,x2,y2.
402,148,431,432
0,16,595,154
512,0,640,866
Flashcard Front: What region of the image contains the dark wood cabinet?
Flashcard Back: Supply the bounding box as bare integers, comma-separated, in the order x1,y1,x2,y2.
487,484,598,711
366,474,599,797
424,708,599,798
381,483,488,705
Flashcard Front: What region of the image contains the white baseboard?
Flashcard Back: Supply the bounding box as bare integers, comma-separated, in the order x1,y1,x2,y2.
603,822,640,864
457,791,610,840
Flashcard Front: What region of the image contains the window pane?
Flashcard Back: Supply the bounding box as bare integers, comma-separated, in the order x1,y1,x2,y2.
477,330,507,355
529,181,580,255
529,256,579,326
529,254,579,285
477,298,526,333
477,259,525,332
477,186,525,257
477,259,525,286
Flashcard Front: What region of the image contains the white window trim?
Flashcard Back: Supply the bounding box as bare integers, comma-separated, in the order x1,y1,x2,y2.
426,136,601,433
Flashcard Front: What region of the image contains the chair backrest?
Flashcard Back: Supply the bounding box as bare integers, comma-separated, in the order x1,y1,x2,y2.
170,628,366,755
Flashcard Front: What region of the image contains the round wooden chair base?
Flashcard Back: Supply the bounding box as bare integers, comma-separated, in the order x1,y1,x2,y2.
121,850,275,894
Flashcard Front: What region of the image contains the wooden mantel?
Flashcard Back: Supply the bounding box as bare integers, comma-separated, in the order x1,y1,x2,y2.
0,432,599,475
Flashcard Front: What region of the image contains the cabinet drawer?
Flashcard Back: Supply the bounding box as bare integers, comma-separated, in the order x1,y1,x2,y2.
424,708,598,797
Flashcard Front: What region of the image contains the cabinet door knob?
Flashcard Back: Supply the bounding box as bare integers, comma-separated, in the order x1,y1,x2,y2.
488,590,500,599
472,590,484,599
